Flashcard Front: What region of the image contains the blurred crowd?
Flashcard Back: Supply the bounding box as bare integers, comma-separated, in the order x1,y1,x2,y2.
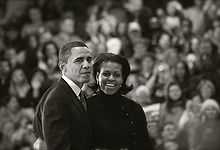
1,0,220,150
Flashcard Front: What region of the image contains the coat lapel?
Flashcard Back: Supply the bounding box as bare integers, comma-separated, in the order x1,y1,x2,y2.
58,78,85,113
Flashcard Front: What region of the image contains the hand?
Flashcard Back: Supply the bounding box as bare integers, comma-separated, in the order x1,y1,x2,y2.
33,138,47,150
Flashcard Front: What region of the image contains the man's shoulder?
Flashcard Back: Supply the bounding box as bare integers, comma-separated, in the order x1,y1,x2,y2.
37,81,63,106
43,79,78,107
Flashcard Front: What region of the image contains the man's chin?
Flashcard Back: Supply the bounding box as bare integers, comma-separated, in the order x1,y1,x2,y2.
80,78,90,83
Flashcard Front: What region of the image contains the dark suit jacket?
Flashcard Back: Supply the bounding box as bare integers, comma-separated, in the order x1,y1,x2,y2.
33,78,91,150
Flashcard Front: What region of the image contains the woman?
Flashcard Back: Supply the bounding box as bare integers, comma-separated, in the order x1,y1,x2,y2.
190,99,220,150
87,53,154,150
8,66,32,108
159,82,185,129
38,40,60,81
172,60,190,94
196,78,216,102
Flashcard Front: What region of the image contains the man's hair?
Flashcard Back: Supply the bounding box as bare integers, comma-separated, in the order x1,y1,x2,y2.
58,41,88,70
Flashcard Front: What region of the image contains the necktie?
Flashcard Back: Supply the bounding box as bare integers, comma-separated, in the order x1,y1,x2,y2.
79,91,87,111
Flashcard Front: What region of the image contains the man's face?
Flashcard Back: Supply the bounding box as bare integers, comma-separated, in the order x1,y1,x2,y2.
63,47,92,87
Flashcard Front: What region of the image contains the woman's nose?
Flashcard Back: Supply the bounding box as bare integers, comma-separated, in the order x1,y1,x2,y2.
108,74,115,80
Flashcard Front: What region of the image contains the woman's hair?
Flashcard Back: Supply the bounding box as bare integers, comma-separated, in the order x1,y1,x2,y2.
200,98,220,122
9,65,30,96
92,53,132,94
41,40,59,62
174,60,190,82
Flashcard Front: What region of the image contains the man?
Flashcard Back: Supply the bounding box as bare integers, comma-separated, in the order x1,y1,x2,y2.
33,41,93,150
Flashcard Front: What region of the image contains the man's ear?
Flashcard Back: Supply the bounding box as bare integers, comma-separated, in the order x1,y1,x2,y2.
59,63,65,72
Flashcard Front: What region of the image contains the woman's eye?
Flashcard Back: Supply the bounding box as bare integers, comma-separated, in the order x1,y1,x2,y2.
102,72,110,77
113,73,121,78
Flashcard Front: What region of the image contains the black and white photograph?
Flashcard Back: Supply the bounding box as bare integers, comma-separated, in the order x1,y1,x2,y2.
0,0,220,150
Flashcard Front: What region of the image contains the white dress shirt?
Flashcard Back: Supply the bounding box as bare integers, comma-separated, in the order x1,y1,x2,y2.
62,75,81,99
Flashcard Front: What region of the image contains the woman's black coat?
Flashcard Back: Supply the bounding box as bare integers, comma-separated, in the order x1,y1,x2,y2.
87,92,154,150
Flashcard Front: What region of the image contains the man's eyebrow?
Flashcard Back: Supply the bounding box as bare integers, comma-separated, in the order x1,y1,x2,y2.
73,57,84,61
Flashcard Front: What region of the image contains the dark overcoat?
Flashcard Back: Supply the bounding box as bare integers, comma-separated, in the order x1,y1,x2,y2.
87,92,154,150
33,78,91,150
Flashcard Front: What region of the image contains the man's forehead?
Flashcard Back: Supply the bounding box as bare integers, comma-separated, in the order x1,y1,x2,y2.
71,46,91,52
70,47,92,57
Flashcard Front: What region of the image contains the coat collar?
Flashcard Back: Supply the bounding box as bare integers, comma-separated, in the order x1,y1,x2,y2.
58,78,85,113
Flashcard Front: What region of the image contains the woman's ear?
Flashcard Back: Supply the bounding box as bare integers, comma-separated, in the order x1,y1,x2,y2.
96,72,99,84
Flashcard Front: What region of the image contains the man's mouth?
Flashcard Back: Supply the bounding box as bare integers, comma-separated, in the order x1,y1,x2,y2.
81,72,90,75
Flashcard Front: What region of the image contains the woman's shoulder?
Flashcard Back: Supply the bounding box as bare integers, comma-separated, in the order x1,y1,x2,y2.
87,93,141,107
121,95,145,111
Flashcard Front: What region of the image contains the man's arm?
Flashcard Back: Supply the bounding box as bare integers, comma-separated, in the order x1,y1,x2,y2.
43,96,72,150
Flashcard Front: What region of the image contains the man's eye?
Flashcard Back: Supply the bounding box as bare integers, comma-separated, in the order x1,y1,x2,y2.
87,57,92,63
74,58,84,63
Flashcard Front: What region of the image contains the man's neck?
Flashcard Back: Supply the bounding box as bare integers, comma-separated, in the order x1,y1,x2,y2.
63,73,83,87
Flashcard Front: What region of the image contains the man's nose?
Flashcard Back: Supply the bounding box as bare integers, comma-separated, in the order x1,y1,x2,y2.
82,60,91,68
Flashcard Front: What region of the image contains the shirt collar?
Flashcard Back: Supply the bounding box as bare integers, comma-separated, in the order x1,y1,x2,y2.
62,75,81,97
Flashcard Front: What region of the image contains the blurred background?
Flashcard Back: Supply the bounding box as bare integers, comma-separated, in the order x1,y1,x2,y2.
1,0,220,149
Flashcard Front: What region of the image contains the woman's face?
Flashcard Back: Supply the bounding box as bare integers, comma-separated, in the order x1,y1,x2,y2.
29,35,38,49
7,97,20,113
199,41,212,56
133,42,148,59
191,38,200,52
159,34,171,49
29,7,42,22
162,123,178,141
60,18,74,34
46,44,57,57
96,61,123,95
168,84,182,101
166,4,176,16
175,62,186,79
117,22,127,35
200,82,214,100
182,20,191,34
0,60,10,76
141,56,154,73
12,69,26,84
204,105,219,119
